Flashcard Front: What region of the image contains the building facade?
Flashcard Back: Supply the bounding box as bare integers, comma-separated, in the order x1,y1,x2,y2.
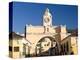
9,8,78,58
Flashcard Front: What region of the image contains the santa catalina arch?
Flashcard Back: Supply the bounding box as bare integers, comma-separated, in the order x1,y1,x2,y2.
9,5,78,58
23,8,77,57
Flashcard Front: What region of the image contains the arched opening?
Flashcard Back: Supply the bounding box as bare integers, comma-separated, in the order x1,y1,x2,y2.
35,36,61,56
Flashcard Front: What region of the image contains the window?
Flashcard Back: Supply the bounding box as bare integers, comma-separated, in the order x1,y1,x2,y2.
9,46,12,51
14,47,19,52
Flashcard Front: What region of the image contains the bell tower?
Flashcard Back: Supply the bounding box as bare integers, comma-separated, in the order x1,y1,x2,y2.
43,8,52,33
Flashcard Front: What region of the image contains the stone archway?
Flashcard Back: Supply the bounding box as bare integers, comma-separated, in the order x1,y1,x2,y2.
35,36,61,56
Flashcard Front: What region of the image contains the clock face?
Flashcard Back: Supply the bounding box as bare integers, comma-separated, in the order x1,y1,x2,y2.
44,17,50,23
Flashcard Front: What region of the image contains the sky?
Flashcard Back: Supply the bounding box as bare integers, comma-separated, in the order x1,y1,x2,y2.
10,2,78,33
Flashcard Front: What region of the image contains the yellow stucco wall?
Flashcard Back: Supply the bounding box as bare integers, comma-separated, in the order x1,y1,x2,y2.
9,39,23,58
25,25,68,54
26,26,55,34
71,37,78,55
26,26,44,33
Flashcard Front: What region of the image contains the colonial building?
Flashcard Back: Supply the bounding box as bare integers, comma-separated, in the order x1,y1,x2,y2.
9,32,31,58
9,8,78,58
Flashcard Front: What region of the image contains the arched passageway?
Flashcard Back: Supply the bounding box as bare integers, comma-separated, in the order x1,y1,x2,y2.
35,36,61,56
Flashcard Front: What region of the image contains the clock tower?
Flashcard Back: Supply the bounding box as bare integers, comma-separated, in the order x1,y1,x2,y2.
43,8,52,27
43,8,52,33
